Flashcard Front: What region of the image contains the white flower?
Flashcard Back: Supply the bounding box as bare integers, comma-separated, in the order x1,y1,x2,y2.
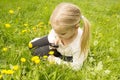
89,57,95,63
104,70,111,74
95,61,103,71
93,40,98,46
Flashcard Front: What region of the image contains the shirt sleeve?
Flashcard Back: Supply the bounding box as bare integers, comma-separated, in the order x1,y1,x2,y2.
54,50,87,70
30,38,40,43
48,29,56,43
70,52,85,70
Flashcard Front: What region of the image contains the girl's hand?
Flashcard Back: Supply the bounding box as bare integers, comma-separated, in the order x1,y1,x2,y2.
48,55,56,64
49,37,60,49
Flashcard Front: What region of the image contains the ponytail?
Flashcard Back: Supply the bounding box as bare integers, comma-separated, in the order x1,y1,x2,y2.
80,15,90,57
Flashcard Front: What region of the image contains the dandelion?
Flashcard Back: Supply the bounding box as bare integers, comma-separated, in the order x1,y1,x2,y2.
43,55,48,59
20,58,26,63
6,70,14,75
104,70,111,74
38,22,44,25
0,75,2,79
24,23,28,27
93,40,98,46
28,42,33,48
5,23,11,28
22,29,27,33
34,59,40,64
48,51,54,55
13,65,19,71
31,56,40,64
37,22,44,27
32,27,37,32
9,9,14,14
2,47,8,52
31,56,39,62
1,69,7,74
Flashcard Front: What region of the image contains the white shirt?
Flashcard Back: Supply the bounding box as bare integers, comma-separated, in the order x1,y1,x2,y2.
48,28,86,70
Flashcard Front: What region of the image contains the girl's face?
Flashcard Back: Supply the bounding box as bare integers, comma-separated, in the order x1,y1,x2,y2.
53,25,78,40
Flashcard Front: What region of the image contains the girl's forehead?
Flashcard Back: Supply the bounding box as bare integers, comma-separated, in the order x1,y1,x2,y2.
52,23,71,29
53,25,70,31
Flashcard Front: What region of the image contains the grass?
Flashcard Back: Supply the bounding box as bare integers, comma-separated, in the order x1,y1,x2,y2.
0,0,120,80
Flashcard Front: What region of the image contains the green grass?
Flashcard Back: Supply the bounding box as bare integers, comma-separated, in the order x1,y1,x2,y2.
0,0,120,80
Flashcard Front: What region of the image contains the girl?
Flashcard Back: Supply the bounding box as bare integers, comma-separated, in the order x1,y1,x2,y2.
29,2,90,70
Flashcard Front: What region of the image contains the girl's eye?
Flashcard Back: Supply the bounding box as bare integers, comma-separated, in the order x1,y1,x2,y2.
61,33,66,35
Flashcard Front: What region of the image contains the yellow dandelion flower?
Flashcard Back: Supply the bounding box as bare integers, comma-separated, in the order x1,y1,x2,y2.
1,69,7,74
34,59,40,64
6,70,14,75
2,47,8,52
31,56,39,62
43,55,48,59
39,22,44,25
0,75,2,79
32,27,36,30
48,51,54,55
5,23,11,28
13,65,19,71
32,27,37,32
37,22,44,27
9,9,14,14
20,58,26,62
24,23,28,27
28,42,33,48
31,56,41,64
22,29,27,33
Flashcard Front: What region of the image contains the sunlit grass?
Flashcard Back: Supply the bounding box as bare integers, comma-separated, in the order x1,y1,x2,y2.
0,0,120,80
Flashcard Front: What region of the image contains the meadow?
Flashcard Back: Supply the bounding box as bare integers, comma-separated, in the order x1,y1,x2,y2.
0,0,120,80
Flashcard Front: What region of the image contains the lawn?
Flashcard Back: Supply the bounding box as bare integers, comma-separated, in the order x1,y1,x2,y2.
0,0,120,80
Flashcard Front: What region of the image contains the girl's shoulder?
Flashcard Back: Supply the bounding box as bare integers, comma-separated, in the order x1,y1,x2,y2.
48,29,56,43
69,28,82,49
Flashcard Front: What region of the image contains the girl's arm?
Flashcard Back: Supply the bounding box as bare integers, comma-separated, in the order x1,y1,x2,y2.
48,51,87,70
29,36,49,49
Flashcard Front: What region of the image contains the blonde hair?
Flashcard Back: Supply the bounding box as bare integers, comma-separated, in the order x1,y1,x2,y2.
50,2,90,56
